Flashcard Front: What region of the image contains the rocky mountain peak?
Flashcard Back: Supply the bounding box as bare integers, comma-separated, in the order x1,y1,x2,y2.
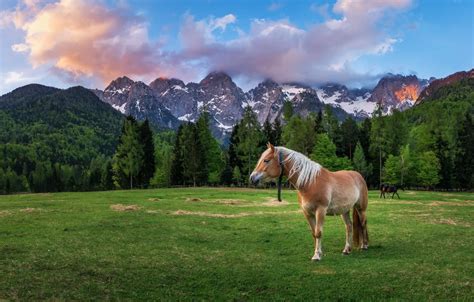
105,76,134,91
368,74,427,113
149,77,186,95
200,71,235,88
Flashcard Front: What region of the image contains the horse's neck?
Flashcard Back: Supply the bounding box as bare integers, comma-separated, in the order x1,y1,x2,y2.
283,160,304,189
282,158,325,190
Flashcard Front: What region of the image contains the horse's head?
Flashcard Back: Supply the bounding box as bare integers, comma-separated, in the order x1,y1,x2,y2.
249,143,282,185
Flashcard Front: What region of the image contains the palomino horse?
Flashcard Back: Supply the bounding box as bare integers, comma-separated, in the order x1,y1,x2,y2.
250,143,369,261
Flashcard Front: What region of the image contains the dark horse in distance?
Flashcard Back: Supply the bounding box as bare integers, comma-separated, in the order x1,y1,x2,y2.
380,184,401,199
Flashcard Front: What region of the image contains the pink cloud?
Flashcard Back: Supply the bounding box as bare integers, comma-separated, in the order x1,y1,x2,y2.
5,0,192,86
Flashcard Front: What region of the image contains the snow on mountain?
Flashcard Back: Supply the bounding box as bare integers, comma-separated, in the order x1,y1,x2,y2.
93,72,429,140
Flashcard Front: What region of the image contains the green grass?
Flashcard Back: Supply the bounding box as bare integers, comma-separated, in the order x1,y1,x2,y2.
0,188,473,301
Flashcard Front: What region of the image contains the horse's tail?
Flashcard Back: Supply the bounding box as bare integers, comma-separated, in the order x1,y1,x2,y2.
352,208,363,247
353,179,369,248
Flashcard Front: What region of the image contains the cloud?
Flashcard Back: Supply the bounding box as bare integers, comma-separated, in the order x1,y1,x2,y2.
3,0,190,85
3,71,37,84
178,0,411,86
11,43,29,52
3,0,412,88
210,14,236,31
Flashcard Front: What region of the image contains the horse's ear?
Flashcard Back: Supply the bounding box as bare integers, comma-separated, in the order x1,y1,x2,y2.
267,142,275,153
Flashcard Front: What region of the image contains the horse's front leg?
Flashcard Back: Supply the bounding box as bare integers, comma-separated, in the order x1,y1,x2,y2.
312,207,326,261
303,210,316,257
341,211,352,255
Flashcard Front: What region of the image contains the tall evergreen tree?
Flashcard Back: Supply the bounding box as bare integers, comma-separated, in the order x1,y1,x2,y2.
236,106,264,184
196,111,224,184
220,152,233,186
181,123,205,186
322,105,343,154
263,119,275,144
113,116,144,189
310,133,352,171
314,110,323,134
282,100,294,121
138,120,155,188
170,125,185,185
370,105,388,187
417,151,441,189
272,118,282,145
454,112,474,189
228,123,241,171
282,115,316,156
433,132,454,189
353,142,372,180
340,117,359,160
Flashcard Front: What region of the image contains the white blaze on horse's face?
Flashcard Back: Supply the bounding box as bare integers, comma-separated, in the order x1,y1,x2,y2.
249,143,281,185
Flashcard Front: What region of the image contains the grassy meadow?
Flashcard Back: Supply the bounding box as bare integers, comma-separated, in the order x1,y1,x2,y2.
0,188,473,300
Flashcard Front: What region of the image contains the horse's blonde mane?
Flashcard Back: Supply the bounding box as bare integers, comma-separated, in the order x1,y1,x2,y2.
276,147,322,188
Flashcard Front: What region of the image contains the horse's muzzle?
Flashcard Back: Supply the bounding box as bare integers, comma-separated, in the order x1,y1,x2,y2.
249,172,263,185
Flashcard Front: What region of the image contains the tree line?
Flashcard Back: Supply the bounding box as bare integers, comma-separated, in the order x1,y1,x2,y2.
1,81,472,193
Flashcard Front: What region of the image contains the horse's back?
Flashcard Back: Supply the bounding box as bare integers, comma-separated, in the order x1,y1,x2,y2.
325,170,368,211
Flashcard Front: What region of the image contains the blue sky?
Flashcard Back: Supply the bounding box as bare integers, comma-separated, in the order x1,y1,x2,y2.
0,0,472,94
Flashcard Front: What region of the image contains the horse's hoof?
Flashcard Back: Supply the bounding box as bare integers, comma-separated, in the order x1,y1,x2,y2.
311,257,321,261
361,245,368,250
342,251,351,255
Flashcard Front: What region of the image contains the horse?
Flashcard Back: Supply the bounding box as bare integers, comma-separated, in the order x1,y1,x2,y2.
379,184,400,199
250,143,369,261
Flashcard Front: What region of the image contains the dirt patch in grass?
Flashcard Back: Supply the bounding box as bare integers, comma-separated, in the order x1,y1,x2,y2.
214,199,247,205
146,210,160,214
0,210,12,217
185,197,203,202
20,207,42,213
262,198,290,206
172,209,300,218
373,200,423,205
147,198,161,202
428,201,474,207
110,204,141,212
431,218,471,227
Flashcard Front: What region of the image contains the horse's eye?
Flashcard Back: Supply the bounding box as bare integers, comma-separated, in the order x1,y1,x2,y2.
263,159,271,163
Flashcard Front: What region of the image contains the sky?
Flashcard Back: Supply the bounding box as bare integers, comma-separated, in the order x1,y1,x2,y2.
0,0,472,94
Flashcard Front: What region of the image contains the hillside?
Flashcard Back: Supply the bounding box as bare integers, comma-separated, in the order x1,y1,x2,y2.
0,85,124,166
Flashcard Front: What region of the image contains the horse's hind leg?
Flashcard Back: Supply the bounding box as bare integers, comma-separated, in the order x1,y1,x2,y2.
341,212,352,255
312,207,326,261
396,191,400,199
359,210,369,249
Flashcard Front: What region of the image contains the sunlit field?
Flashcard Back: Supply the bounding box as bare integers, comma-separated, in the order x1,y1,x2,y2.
0,188,472,300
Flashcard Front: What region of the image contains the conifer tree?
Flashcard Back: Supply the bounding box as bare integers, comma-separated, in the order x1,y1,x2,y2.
454,112,474,189
282,100,294,121
341,117,359,160
170,125,185,185
263,119,275,144
113,116,144,189
272,118,282,145
181,123,205,186
236,106,264,184
353,142,372,180
138,120,155,188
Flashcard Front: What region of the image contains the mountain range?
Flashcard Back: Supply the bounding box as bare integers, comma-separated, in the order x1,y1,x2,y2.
91,71,433,139
2,69,472,141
